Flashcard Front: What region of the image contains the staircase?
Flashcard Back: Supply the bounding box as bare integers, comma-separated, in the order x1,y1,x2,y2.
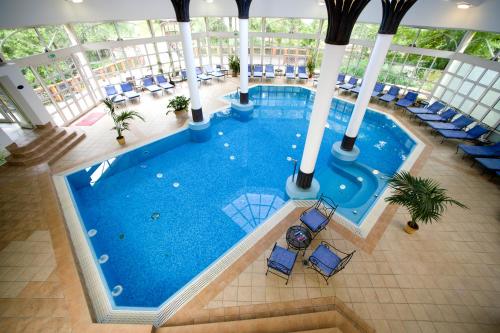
5,123,86,166
157,297,373,333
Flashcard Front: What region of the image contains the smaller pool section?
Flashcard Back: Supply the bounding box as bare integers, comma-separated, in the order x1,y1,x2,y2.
65,85,416,310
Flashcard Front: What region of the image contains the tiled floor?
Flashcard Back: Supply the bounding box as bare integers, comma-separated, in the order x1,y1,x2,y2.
1,77,499,332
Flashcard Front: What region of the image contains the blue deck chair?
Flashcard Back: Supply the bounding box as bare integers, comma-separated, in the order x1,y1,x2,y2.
285,65,296,80
204,65,225,80
104,85,126,104
265,65,275,79
339,77,359,91
308,241,355,285
155,75,174,92
437,124,489,144
457,142,500,159
426,115,473,131
181,69,201,83
336,73,346,85
407,101,445,115
415,108,457,122
379,86,400,103
472,158,500,174
142,77,162,94
395,91,418,108
253,65,263,79
299,194,337,239
266,243,298,285
119,82,140,102
351,82,385,96
196,67,212,83
298,66,308,80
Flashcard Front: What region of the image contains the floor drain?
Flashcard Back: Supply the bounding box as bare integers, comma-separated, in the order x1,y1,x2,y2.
286,156,292,161
98,254,109,264
296,133,301,138
339,184,346,190
173,182,180,188
224,143,230,148
230,155,235,160
218,131,224,136
156,173,164,178
292,144,297,149
111,285,123,297
88,229,97,237
151,212,160,220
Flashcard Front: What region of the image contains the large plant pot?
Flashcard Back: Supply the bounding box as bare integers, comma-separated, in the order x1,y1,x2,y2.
404,221,419,234
174,110,188,118
231,71,238,77
116,136,126,145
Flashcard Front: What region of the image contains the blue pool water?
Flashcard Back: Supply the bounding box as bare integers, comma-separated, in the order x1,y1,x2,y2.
66,85,415,309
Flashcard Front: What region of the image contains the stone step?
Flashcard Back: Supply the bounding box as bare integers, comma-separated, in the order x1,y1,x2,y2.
10,128,68,158
48,130,86,165
6,123,55,153
292,328,340,333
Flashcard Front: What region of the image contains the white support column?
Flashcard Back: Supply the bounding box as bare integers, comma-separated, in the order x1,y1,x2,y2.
179,21,203,122
341,34,393,151
239,18,249,104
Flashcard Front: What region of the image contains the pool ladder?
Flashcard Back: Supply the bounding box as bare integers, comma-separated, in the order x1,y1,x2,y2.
290,158,298,183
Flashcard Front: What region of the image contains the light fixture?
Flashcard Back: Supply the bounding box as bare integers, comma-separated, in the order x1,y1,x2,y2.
456,2,472,9
66,0,84,3
205,0,214,3
318,0,326,5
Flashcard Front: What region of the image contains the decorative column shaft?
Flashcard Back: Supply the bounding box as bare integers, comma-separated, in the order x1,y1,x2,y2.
171,0,204,122
295,0,370,191
235,0,253,104
341,0,418,151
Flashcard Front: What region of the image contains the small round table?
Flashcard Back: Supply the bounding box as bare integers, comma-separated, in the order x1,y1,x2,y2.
286,225,312,257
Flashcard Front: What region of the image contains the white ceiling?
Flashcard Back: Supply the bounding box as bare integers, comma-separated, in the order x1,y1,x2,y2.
0,0,499,32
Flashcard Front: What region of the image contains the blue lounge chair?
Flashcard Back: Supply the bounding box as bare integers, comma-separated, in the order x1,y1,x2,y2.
351,82,385,97
266,243,298,285
415,108,457,122
181,69,201,83
155,75,174,92
196,67,212,83
104,85,126,104
285,65,296,80
395,91,418,108
253,65,263,79
204,65,225,80
458,142,500,158
437,124,489,144
379,86,400,103
336,73,346,85
299,194,337,239
308,241,355,284
298,66,308,80
120,82,141,102
472,158,500,175
426,115,473,131
142,77,162,94
339,77,359,91
265,65,275,79
407,101,445,115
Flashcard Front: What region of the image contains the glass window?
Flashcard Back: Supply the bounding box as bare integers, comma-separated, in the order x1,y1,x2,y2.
350,23,378,41
467,66,485,81
479,69,497,86
0,28,45,59
151,19,179,36
481,110,499,127
460,99,475,114
115,21,151,39
416,28,466,51
249,18,262,32
191,18,206,33
36,26,72,49
393,26,419,47
464,32,500,60
73,23,118,43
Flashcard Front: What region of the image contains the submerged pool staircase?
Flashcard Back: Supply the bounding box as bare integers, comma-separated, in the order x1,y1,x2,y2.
156,296,373,333
5,122,85,166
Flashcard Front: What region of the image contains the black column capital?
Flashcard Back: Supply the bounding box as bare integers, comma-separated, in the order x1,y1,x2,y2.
324,0,371,45
170,0,191,22
341,134,357,151
192,107,204,122
379,0,418,35
235,0,253,19
296,170,314,189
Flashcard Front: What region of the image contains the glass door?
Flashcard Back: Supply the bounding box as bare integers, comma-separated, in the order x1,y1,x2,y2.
0,83,32,128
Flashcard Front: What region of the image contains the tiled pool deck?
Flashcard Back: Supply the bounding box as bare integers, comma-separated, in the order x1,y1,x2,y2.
0,77,499,332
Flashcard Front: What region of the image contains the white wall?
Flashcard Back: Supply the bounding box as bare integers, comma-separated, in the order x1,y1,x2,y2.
0,128,13,151
0,0,499,33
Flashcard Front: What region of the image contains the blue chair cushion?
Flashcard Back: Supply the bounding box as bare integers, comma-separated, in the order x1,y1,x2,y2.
310,244,341,276
300,208,327,232
268,245,296,275
395,99,414,107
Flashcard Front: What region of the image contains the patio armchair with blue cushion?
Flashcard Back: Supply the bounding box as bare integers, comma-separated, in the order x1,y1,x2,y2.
336,73,346,85
436,124,489,144
155,75,174,92
339,77,359,91
104,84,126,104
395,91,418,108
299,194,338,239
426,115,473,131
406,101,445,115
308,241,355,284
204,65,225,80
285,65,296,80
457,142,500,158
142,77,162,94
378,85,400,103
415,108,457,122
253,65,263,79
265,64,275,79
196,67,212,83
266,243,298,285
119,82,141,102
298,66,308,80
351,82,385,97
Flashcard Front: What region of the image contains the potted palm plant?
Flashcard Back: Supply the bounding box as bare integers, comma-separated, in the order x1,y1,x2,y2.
385,171,467,234
229,55,240,77
104,98,145,145
306,55,316,79
166,95,190,117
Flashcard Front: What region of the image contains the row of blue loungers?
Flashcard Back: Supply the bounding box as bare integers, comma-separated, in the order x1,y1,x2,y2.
104,75,175,104
247,65,309,81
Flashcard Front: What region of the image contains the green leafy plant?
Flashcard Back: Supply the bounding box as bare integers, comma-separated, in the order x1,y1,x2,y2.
0,150,7,166
385,171,467,229
306,55,316,78
166,95,190,115
103,97,145,138
228,55,240,76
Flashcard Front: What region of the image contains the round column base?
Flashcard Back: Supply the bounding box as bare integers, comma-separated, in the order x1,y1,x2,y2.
285,175,320,200
231,101,254,121
189,118,211,142
331,141,360,162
